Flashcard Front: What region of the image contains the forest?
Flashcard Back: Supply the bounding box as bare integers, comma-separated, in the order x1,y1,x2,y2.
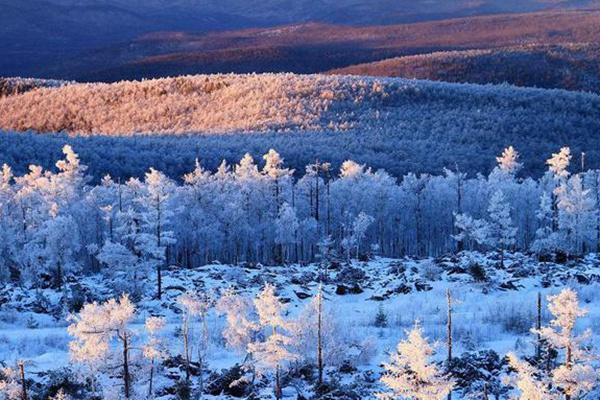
0,143,598,284
0,142,599,399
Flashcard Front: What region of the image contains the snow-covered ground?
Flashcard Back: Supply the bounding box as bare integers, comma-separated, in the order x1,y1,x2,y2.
2,251,600,399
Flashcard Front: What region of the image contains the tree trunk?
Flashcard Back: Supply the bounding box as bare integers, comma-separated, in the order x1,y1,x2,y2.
317,286,324,386
157,264,162,300
183,316,191,380
18,361,27,400
446,289,453,400
122,334,131,399
148,358,155,398
536,292,542,361
275,364,282,400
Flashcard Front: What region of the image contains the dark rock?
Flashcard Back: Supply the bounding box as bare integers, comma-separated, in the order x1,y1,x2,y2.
394,284,412,294
348,284,363,294
338,360,357,374
336,266,366,284
291,271,316,285
499,281,519,291
447,266,467,274
388,261,406,275
295,291,311,300
575,273,590,284
335,285,347,295
206,364,250,397
414,280,432,292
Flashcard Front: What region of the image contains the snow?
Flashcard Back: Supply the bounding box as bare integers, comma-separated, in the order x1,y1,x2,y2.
2,252,600,398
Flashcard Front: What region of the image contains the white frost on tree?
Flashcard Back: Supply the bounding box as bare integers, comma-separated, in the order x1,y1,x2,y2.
67,294,136,398
536,289,598,399
506,353,552,400
378,321,454,400
248,283,298,400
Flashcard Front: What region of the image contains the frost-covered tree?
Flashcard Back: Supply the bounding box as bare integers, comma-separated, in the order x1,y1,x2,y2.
454,190,516,266
506,353,553,400
275,202,299,262
216,288,258,356
143,316,167,398
342,212,374,259
67,294,136,398
557,175,596,255
495,146,522,176
177,291,211,381
0,365,23,400
378,322,454,400
138,168,176,299
485,190,517,267
531,192,561,256
536,289,598,400
248,284,298,400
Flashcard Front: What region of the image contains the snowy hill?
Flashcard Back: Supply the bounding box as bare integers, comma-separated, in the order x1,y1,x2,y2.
1,73,600,178
1,73,599,136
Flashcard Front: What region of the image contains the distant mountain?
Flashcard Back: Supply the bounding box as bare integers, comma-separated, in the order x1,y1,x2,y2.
328,44,600,92
2,0,600,78
37,9,600,82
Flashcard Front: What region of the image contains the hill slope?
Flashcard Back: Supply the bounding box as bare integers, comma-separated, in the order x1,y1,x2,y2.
13,9,600,81
1,73,600,179
1,73,599,136
328,44,600,92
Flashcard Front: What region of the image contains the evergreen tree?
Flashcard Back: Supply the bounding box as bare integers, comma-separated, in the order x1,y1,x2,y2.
378,322,454,400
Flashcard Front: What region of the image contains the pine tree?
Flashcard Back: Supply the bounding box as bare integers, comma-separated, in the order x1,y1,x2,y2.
138,168,176,299
535,289,598,400
506,353,552,400
495,146,522,176
378,322,454,400
486,190,517,267
248,283,298,400
557,175,596,256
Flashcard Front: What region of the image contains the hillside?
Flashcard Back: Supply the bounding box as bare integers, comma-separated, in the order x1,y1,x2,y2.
1,73,600,178
1,73,599,135
13,9,600,81
0,77,69,97
328,43,600,92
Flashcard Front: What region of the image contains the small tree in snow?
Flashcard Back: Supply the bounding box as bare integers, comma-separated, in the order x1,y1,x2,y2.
506,353,552,400
216,288,257,356
67,294,136,398
177,291,211,381
536,289,598,400
248,283,298,400
143,316,167,398
378,321,454,400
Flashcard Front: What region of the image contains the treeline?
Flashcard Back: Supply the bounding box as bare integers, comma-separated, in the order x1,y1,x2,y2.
0,144,598,289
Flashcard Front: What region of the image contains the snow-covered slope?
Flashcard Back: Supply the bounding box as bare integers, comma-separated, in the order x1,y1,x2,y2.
1,73,599,136
2,252,600,399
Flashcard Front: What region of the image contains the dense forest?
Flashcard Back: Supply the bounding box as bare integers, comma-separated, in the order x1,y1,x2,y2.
0,143,597,289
